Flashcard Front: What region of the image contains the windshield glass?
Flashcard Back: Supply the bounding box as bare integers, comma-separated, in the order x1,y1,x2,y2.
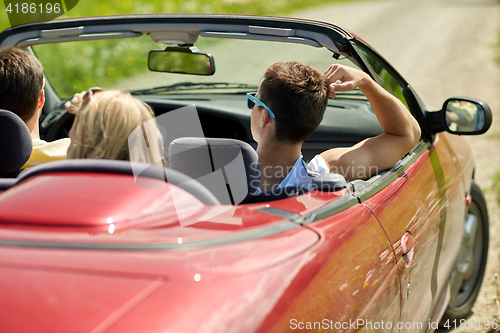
33,34,361,99
33,35,360,99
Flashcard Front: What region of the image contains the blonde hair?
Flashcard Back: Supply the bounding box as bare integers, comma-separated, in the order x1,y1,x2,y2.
67,90,165,166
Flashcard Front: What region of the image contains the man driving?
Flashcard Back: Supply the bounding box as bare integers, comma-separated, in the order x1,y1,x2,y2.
248,61,421,192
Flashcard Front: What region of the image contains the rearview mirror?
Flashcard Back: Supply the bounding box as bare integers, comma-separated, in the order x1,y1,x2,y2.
148,46,215,76
443,98,492,135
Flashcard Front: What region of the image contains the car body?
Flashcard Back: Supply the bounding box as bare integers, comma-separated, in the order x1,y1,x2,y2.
0,14,492,332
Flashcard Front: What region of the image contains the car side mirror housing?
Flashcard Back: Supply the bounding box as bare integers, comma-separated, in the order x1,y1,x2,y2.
426,97,492,135
148,45,216,76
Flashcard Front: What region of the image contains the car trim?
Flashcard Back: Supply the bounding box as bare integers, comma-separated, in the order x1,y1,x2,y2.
301,194,359,223
0,15,350,56
43,26,85,37
355,140,429,202
0,221,303,250
10,25,339,54
17,31,143,48
255,207,302,219
199,31,322,48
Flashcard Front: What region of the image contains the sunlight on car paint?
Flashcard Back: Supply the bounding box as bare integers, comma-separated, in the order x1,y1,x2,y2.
380,249,390,261
178,206,243,227
107,217,115,233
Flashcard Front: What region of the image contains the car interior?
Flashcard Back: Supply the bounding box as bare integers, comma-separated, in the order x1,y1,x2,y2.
0,22,419,204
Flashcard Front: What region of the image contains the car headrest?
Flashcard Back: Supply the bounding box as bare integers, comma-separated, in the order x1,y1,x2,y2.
169,137,261,205
0,110,32,176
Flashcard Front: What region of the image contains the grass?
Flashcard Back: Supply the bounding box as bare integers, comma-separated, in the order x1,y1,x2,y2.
496,15,500,65
1,0,359,98
492,171,500,206
491,9,500,199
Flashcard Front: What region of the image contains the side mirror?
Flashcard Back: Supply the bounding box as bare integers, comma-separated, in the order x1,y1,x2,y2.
426,97,492,135
148,45,215,76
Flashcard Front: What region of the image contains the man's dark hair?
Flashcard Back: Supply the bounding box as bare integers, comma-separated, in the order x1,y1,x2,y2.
259,61,328,144
0,47,44,122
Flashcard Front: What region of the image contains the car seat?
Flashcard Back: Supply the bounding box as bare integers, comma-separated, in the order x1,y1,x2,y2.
169,137,315,204
169,137,261,205
0,110,33,182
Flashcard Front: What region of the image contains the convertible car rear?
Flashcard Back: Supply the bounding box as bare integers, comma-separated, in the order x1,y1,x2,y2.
0,14,492,332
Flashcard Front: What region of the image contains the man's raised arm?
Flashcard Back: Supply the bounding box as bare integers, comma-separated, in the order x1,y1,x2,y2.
320,64,421,182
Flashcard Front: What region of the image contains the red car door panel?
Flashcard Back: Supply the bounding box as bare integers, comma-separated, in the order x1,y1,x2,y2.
362,138,466,331
258,203,401,332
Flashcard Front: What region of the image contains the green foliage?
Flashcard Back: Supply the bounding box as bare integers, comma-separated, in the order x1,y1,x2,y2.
496,23,500,65
492,171,500,205
33,36,160,97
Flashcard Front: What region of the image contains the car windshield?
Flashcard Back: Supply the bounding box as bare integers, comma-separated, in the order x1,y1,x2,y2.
32,34,364,99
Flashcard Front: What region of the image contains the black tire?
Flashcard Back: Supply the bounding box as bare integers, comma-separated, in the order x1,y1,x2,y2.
441,181,489,321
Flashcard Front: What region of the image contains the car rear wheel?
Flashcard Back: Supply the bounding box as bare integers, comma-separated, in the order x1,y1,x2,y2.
441,181,489,321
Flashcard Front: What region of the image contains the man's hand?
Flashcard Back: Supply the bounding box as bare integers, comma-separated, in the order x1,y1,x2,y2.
324,64,370,98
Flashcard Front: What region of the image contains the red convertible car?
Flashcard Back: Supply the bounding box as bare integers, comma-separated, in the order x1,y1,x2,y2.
0,15,493,332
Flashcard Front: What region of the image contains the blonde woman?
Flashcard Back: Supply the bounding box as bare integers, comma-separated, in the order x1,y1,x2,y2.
66,89,165,166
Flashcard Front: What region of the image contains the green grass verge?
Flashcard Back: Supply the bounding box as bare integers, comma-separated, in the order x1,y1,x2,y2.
496,15,500,65
492,171,500,205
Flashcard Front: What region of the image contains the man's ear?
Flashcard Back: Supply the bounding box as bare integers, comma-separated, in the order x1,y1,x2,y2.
261,110,274,128
37,89,45,117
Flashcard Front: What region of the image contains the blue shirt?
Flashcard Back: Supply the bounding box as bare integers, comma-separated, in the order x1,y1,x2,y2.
255,154,329,193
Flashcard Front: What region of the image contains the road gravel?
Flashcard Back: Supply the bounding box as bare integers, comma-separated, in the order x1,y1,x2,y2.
295,0,500,330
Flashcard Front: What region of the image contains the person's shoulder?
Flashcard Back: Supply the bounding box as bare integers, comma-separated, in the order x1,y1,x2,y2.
23,138,70,168
32,138,70,148
30,137,70,159
52,137,71,146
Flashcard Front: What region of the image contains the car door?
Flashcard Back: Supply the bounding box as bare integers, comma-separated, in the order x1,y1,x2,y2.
352,42,466,331
358,141,464,331
254,194,402,333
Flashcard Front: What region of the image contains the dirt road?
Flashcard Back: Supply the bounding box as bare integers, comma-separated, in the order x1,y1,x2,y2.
295,0,500,330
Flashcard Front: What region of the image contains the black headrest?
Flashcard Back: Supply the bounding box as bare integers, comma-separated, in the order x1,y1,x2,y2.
0,110,32,176
169,137,261,205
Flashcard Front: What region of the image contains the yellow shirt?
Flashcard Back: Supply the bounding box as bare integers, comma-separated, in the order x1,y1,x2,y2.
22,138,71,169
